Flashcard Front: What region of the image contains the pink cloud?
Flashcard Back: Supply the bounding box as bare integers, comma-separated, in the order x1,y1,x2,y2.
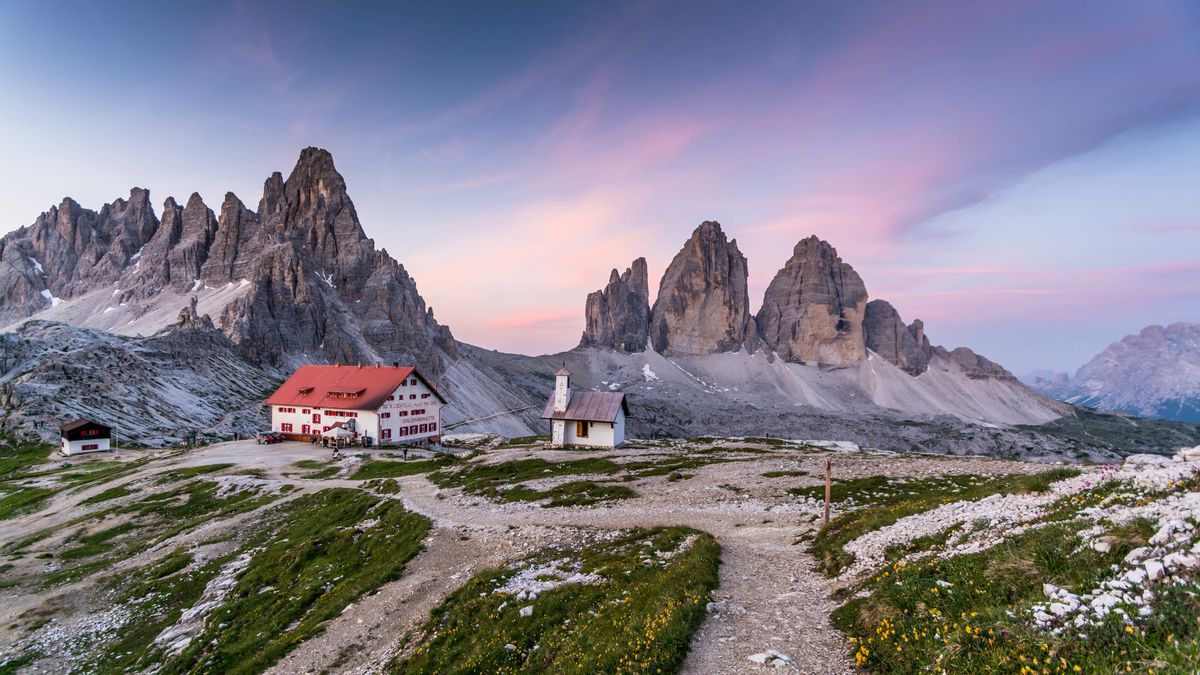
877,259,1200,329
482,309,578,330
1139,219,1200,234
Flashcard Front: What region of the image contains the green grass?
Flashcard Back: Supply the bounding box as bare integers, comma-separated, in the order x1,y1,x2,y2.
830,519,1200,673
429,457,636,507
808,469,1079,576
300,466,341,479
619,454,743,479
60,522,138,561
0,438,52,478
39,480,281,588
364,478,401,494
762,470,809,478
165,489,430,674
497,435,550,447
156,463,234,482
87,548,234,673
0,486,56,520
350,455,459,480
390,527,719,674
79,484,136,505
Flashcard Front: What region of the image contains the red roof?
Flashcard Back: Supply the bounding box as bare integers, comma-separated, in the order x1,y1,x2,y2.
265,365,446,410
541,390,629,422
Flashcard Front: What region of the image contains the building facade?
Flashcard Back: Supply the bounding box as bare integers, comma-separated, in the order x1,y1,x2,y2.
266,365,445,446
542,368,628,448
60,419,111,456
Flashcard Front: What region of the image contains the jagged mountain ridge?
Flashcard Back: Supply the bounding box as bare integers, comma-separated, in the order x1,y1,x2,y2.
0,149,538,441
1023,322,1200,422
579,221,1019,380
0,148,454,373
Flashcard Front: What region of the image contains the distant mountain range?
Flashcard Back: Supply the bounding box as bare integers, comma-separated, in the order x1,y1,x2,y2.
1022,322,1200,423
1,148,1196,456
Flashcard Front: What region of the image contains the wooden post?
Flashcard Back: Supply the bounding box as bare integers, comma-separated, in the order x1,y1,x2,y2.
824,457,832,527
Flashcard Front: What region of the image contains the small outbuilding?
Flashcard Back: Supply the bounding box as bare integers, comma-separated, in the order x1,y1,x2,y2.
60,419,112,456
541,368,629,448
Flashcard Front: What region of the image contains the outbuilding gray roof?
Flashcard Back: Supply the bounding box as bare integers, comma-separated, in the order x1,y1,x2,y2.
541,390,629,422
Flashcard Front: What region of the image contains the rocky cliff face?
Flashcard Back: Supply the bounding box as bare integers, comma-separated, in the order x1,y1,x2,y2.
1023,322,1200,422
580,258,650,352
934,346,1015,381
755,236,867,366
648,222,756,356
864,299,932,375
0,189,159,321
0,147,456,375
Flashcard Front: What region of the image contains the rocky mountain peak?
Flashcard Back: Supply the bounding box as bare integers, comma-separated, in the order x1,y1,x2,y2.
0,147,456,375
649,221,756,356
755,235,868,366
864,299,932,375
1024,322,1200,421
581,257,651,352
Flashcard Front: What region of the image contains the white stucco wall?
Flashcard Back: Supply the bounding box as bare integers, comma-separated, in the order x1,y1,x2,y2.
562,418,618,448
269,373,443,445
375,377,443,446
62,437,110,456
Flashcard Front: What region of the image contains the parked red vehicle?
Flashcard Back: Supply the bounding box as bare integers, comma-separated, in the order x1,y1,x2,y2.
256,431,285,445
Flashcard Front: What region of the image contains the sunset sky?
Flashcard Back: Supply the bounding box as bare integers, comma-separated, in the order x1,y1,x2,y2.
1,1,1198,373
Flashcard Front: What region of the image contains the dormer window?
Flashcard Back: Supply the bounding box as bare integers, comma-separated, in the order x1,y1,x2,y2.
298,386,314,395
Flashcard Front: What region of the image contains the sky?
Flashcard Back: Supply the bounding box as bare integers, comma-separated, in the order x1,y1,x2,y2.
1,0,1198,374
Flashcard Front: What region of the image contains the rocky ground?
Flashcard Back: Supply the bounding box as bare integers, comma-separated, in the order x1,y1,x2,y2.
0,436,1187,674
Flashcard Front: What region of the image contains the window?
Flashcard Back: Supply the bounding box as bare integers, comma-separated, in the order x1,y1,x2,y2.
83,429,100,437
381,412,391,419
82,443,98,451
430,422,437,432
381,429,391,440
302,424,310,434
313,414,321,423
410,379,417,385
302,408,310,414
412,409,425,416
401,380,407,387
576,421,589,438
409,394,416,400
323,425,331,432
418,424,426,433
281,423,293,432
421,393,429,399
399,410,408,417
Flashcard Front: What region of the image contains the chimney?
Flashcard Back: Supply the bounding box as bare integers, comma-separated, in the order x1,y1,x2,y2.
553,367,572,413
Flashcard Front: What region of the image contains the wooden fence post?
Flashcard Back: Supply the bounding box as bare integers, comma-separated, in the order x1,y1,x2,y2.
824,457,832,526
